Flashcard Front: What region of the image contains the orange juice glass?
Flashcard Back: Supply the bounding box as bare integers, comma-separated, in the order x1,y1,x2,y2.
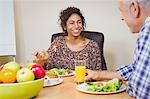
75,60,86,83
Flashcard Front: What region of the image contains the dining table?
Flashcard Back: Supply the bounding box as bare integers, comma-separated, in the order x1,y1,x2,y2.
36,76,133,99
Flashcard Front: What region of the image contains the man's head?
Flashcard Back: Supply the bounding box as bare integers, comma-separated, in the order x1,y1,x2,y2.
118,0,150,33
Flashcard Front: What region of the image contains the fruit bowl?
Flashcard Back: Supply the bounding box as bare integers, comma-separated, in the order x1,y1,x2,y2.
0,78,44,99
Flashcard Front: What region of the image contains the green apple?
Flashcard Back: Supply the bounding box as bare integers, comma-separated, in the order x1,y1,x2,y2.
17,68,35,82
4,62,20,72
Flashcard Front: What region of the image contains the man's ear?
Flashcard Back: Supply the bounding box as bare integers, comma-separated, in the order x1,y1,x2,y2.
129,0,140,18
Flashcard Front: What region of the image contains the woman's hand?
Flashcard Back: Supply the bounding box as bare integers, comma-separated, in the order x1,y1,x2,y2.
33,51,49,66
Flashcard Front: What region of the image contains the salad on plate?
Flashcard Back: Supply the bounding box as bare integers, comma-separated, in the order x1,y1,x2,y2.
46,68,74,77
76,78,126,94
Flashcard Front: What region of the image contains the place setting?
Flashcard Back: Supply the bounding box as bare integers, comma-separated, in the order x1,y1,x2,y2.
76,79,126,95
74,60,126,95
43,76,63,87
43,68,75,87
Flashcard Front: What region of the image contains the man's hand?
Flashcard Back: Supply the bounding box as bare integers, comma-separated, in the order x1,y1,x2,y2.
85,69,101,81
85,69,123,82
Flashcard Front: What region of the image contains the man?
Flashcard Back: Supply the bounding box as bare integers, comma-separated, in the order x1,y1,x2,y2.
85,0,150,98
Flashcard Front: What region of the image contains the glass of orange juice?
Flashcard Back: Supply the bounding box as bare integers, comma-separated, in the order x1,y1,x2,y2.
75,60,86,84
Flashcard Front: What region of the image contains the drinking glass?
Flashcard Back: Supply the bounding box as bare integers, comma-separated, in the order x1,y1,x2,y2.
75,60,86,84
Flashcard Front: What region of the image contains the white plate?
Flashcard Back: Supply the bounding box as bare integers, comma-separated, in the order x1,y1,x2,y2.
43,76,63,87
58,72,75,77
76,82,126,95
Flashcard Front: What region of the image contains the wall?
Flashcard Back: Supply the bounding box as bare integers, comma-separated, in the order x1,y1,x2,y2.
0,0,16,56
13,0,138,69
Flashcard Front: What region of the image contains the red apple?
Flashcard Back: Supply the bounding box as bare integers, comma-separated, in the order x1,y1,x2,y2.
31,64,46,79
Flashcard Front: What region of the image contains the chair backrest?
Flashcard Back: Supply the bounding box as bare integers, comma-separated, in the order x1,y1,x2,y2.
51,31,107,70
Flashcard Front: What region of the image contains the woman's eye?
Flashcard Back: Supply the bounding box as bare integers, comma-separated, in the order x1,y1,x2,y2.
70,22,74,24
68,21,74,24
78,21,82,24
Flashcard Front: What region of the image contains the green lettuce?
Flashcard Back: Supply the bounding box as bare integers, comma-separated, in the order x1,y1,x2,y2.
86,78,122,92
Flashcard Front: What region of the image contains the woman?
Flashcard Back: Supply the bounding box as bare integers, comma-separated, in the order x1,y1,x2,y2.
33,7,102,70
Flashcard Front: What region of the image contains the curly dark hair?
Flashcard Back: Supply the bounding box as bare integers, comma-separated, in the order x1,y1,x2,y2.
59,7,86,33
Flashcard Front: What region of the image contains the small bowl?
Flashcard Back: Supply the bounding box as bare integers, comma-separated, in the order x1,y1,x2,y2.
0,78,44,99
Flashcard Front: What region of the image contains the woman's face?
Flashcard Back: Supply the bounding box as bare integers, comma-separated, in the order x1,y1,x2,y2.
65,13,83,37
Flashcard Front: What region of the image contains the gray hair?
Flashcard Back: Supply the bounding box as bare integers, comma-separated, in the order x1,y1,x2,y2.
124,0,150,11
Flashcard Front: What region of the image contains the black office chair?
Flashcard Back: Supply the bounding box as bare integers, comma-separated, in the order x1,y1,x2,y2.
51,31,107,70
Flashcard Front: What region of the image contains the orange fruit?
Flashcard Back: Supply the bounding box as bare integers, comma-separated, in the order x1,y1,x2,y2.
0,68,16,83
27,63,36,69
